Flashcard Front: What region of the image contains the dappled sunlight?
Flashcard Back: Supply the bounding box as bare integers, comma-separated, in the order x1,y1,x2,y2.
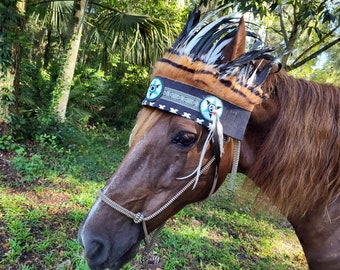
267,231,306,266
156,192,307,269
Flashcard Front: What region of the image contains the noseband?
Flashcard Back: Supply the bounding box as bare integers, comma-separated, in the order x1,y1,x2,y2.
98,155,216,229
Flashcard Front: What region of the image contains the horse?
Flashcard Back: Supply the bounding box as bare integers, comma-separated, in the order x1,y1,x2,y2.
78,9,340,270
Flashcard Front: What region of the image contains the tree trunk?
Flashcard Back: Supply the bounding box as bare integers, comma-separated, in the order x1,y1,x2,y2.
43,28,52,69
0,0,26,134
53,0,87,122
12,0,26,114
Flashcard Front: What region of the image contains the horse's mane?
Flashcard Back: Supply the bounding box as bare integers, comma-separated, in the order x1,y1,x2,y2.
248,70,340,218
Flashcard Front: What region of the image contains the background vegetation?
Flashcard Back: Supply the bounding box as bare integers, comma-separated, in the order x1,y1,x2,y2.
0,0,339,269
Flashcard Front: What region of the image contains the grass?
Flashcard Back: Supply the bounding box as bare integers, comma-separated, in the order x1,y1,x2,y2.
155,189,306,270
0,127,307,269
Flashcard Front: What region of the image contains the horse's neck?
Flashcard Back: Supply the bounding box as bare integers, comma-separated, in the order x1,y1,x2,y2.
240,72,340,268
238,96,279,174
289,196,340,270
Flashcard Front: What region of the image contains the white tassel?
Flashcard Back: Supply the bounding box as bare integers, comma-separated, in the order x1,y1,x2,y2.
214,115,224,160
177,128,214,189
208,167,219,197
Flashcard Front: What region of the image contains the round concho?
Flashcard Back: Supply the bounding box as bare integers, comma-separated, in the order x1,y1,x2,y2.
146,78,163,101
200,96,223,121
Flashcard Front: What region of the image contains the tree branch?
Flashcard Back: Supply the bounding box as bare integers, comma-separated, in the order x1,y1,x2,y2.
287,37,340,71
293,26,339,63
278,4,288,44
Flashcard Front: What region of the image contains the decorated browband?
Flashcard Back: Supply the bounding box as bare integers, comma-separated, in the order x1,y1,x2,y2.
142,76,251,140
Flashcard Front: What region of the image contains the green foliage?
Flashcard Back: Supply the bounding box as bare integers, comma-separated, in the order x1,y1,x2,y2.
68,58,149,128
11,147,46,183
0,82,15,124
0,123,130,267
216,0,340,71
0,135,19,151
67,67,110,125
0,180,100,269
0,0,28,127
106,59,149,128
8,119,88,185
19,63,55,111
0,0,19,76
85,0,189,65
0,34,14,76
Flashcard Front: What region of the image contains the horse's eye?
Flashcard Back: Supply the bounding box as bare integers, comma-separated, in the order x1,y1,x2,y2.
172,132,197,147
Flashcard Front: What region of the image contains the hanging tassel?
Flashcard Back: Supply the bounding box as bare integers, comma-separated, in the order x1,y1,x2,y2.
212,113,224,167
177,111,224,190
177,128,214,189
208,166,219,197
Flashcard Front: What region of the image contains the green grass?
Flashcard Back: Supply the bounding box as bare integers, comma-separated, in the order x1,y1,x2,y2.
0,128,307,269
154,188,306,270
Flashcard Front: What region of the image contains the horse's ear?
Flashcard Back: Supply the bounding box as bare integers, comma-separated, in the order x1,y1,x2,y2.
222,17,246,62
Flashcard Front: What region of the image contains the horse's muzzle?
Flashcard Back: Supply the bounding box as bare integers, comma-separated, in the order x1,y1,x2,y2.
78,221,142,269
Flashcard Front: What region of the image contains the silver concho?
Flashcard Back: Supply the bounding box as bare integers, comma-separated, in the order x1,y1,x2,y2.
200,96,223,121
146,78,163,101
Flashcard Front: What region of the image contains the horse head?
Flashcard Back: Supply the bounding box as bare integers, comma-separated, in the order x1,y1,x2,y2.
78,9,276,269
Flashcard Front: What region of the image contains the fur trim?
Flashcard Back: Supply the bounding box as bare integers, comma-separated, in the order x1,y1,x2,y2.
153,54,265,111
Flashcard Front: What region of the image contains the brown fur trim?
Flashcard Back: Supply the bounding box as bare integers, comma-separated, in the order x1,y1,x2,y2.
152,53,266,111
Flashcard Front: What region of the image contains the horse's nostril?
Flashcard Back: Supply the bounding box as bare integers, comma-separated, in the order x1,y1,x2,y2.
84,239,109,266
86,241,103,259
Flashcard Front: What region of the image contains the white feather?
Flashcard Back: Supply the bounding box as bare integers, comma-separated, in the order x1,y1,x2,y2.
182,16,228,55
203,38,233,63
216,117,224,158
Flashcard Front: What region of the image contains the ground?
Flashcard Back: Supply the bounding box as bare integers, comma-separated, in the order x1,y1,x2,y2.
0,150,83,269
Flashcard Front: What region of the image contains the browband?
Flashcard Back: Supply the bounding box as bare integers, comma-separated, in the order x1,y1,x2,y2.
142,76,251,140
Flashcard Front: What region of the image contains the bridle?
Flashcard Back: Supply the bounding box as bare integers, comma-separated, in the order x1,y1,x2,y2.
98,156,217,226
96,137,241,268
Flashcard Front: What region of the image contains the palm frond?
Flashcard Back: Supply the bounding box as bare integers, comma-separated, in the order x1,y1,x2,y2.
90,11,178,65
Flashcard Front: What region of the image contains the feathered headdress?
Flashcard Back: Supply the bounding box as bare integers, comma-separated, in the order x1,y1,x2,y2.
142,8,278,189
143,9,276,138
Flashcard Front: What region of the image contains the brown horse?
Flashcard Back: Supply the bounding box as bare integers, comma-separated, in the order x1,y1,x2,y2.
78,10,340,270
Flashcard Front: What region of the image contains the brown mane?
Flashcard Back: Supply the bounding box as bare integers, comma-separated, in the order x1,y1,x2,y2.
248,70,340,218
